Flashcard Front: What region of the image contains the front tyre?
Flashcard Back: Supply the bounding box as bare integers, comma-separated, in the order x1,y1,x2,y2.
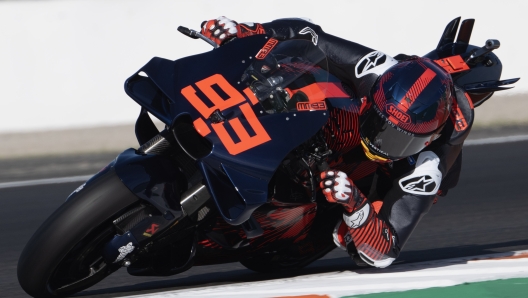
18,168,139,297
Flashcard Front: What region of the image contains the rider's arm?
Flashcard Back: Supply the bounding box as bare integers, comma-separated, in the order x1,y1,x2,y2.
261,18,375,62
260,18,380,95
201,17,383,96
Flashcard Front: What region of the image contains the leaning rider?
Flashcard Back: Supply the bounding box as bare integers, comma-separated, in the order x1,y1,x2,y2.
199,16,472,268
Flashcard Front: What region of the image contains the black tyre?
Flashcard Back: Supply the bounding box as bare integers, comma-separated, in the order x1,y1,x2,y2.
18,168,139,297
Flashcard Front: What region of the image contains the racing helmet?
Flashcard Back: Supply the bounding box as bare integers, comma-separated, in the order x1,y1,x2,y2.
359,57,453,161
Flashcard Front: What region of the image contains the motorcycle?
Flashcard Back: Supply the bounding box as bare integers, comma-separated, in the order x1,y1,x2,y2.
18,17,518,297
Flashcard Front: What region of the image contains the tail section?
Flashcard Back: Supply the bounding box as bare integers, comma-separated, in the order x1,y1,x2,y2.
426,17,520,108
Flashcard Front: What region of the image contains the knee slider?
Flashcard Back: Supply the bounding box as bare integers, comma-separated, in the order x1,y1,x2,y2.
357,244,396,268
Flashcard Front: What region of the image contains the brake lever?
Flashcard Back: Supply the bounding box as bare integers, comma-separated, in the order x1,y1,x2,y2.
177,26,219,49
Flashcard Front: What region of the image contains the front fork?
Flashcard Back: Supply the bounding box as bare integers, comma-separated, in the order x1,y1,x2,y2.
99,127,211,269
101,182,211,266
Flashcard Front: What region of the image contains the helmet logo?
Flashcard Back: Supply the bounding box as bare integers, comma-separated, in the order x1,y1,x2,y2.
386,104,411,124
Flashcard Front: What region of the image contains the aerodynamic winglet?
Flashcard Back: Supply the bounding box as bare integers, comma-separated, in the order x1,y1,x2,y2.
436,17,461,50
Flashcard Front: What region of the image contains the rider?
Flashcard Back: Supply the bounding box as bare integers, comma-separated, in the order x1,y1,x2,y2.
200,17,473,268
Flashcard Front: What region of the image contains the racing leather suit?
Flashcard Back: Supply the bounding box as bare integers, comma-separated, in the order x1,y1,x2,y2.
216,18,474,267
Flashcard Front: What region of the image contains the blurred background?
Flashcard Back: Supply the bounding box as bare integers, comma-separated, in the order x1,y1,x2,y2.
0,0,526,158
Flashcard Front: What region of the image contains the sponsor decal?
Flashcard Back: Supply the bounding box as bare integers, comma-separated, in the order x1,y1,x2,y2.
255,38,279,60
355,51,397,78
400,175,437,193
344,203,370,228
299,27,318,45
344,232,352,245
72,182,85,194
372,104,414,136
260,64,271,73
386,104,411,124
394,125,414,136
363,137,390,157
451,105,468,132
382,228,390,242
143,223,160,237
296,101,327,111
67,182,87,201
114,242,135,263
407,155,416,165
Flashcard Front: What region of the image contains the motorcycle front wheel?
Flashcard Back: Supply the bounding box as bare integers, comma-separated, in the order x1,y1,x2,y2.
18,168,139,298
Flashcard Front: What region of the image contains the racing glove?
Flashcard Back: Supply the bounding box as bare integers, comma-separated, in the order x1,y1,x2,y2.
320,170,398,268
200,16,266,46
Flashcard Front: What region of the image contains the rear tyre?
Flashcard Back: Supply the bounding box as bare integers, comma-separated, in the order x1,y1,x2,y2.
17,168,139,297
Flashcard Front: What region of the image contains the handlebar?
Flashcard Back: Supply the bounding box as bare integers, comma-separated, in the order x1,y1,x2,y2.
177,26,219,49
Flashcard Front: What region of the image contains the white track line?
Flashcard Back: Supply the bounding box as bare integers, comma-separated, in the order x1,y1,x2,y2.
464,134,528,146
121,250,528,298
1,134,527,190
0,175,91,189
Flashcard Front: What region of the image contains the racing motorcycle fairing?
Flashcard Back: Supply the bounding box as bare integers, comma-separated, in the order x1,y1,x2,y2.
425,17,519,108
125,36,337,225
113,148,186,217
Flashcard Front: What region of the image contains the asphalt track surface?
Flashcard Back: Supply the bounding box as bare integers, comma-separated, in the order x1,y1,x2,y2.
2,137,528,297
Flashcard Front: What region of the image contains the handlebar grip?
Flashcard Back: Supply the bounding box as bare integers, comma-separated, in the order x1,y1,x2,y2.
465,38,501,64
177,25,219,48
485,39,500,50
177,26,199,39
